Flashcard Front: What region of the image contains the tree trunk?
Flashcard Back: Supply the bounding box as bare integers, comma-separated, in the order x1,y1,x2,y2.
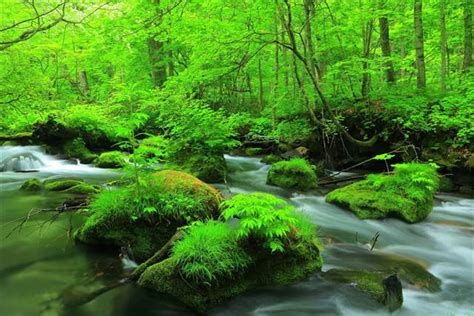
361,20,374,97
148,0,166,87
258,58,264,111
273,12,279,131
379,0,396,84
464,0,473,70
78,71,90,97
440,0,448,92
414,0,426,88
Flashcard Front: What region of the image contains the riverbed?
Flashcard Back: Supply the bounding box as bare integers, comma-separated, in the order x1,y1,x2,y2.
0,147,472,315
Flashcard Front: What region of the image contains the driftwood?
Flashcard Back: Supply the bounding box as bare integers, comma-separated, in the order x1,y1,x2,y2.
131,230,184,279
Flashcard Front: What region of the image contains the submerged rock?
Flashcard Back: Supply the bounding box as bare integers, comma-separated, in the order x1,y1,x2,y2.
75,170,223,262
94,151,126,168
323,269,403,312
63,183,102,195
19,178,43,191
44,179,84,191
326,163,439,223
267,158,317,190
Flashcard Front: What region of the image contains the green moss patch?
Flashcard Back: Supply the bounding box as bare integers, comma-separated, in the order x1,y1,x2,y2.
261,154,282,164
63,138,97,164
94,151,126,168
267,158,317,190
44,179,84,191
20,178,43,191
63,183,102,195
326,163,439,223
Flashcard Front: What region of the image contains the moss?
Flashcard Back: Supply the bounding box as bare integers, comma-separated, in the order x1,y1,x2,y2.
76,170,223,262
94,151,126,168
267,158,317,190
326,163,439,223
19,178,43,191
138,239,322,313
63,183,101,195
44,179,84,191
261,154,282,164
323,269,386,303
438,176,455,192
63,138,97,164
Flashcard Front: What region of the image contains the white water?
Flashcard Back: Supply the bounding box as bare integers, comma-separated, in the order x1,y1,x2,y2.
211,155,474,316
0,146,121,191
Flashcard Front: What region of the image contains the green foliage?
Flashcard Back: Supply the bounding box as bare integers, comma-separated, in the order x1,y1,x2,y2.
373,153,395,161
221,193,318,253
273,119,314,145
171,221,251,284
267,159,318,190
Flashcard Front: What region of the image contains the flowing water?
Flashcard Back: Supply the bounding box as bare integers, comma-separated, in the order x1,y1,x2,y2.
0,148,472,315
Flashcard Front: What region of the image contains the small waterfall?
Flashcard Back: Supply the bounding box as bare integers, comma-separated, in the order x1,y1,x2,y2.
0,146,54,172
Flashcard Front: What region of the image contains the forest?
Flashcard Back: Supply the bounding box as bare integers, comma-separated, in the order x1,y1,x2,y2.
0,0,473,315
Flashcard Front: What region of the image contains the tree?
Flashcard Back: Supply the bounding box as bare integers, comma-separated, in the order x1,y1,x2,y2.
414,0,426,88
379,0,396,84
440,0,448,92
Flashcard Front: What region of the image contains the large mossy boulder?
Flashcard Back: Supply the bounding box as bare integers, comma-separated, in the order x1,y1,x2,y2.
179,154,227,183
75,170,223,262
20,178,43,191
326,163,439,223
93,151,126,168
44,178,84,191
267,158,317,190
136,193,323,313
63,138,97,164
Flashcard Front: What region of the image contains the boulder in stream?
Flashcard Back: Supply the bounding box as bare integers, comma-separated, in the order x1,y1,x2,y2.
94,151,126,169
326,163,440,223
267,158,317,190
75,170,223,262
63,138,97,164
19,178,43,191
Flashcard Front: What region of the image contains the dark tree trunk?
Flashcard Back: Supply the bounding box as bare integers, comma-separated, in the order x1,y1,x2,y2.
440,0,448,92
414,0,426,88
379,0,396,84
148,0,166,87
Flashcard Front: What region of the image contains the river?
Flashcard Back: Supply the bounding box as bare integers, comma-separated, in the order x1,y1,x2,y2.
0,147,472,315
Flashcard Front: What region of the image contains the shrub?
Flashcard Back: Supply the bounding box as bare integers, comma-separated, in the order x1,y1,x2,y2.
267,158,317,190
171,221,251,284
221,192,318,253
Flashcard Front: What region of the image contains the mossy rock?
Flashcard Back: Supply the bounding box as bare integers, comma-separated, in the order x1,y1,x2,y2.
267,158,317,190
322,269,403,312
94,151,126,168
326,163,439,223
76,170,223,261
137,240,322,313
179,154,227,183
45,179,84,191
20,178,43,191
63,183,102,195
438,176,455,192
261,154,282,164
63,138,97,164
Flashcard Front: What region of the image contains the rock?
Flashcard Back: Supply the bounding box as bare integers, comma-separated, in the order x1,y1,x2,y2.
280,146,309,160
19,178,43,191
75,170,223,262
63,138,97,164
94,151,126,168
322,269,403,312
44,178,84,191
261,154,282,164
244,147,264,156
137,238,322,313
267,158,317,190
0,132,32,146
326,163,439,223
32,115,76,147
438,175,456,192
63,183,101,195
383,274,403,312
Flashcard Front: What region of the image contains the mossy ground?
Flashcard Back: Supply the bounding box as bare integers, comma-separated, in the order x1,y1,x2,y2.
267,158,317,190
